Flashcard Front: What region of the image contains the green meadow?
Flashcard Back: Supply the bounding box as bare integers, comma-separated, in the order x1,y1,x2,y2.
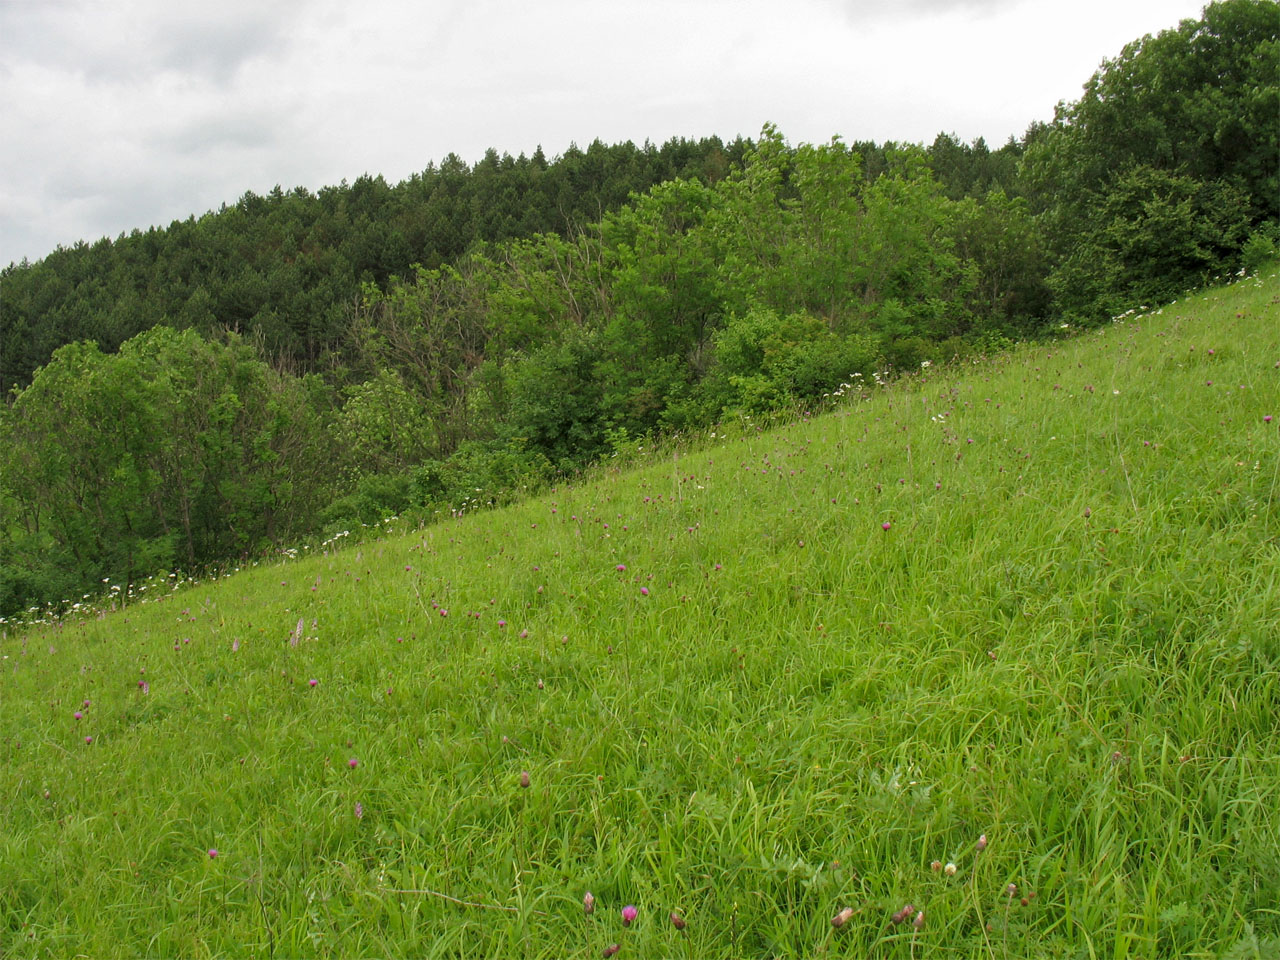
2,268,1277,958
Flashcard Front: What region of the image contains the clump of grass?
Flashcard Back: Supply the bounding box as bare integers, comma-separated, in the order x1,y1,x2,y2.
1,268,1277,957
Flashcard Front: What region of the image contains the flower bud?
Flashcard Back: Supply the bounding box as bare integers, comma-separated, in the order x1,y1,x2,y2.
602,945,620,958
831,906,855,927
519,771,530,788
930,860,942,872
583,891,595,915
669,912,686,930
913,910,925,931
976,834,988,852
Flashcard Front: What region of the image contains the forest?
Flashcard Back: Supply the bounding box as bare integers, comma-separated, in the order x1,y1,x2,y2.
0,0,1276,618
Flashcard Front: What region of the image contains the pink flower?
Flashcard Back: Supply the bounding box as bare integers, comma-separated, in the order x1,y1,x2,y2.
622,904,638,926
309,679,318,687
84,736,93,744
882,521,891,531
616,564,626,572
348,758,359,769
640,587,649,596
208,848,218,858
74,711,82,720
354,802,364,820
1266,415,1274,423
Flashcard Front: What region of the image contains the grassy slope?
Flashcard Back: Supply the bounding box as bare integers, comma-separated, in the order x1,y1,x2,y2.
1,269,1277,959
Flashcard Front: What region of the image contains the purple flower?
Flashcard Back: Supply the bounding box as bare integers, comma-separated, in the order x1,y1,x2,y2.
309,678,318,687
639,587,649,596
616,564,627,572
354,802,364,820
882,521,891,531
208,848,218,858
622,904,638,926
74,711,83,720
348,758,359,769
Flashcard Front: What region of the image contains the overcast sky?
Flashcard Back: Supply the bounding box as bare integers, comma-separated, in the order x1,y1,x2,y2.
1,0,1209,268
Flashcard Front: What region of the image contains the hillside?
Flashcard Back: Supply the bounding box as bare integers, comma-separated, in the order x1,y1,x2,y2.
1,268,1277,957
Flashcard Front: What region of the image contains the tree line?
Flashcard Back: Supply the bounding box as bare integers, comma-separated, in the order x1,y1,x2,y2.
1,0,1275,617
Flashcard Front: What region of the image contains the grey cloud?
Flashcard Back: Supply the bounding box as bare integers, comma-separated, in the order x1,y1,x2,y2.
0,0,312,87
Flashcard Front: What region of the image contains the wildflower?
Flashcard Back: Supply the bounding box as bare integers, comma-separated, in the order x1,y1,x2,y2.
519,771,531,788
670,912,686,930
1266,415,1273,423
640,587,649,596
309,679,318,687
913,910,925,930
882,521,891,530
348,758,358,769
354,802,364,820
831,906,855,927
74,711,82,720
930,860,942,872
208,849,218,858
616,564,627,572
602,945,620,958
583,891,596,915
84,736,93,744
944,862,957,876
976,834,988,852
622,904,638,926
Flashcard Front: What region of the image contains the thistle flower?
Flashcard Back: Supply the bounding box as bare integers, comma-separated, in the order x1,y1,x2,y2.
348,758,358,769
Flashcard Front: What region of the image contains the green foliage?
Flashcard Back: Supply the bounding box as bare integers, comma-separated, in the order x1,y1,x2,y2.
1022,0,1278,318
1051,165,1253,319
707,307,878,413
501,331,607,468
0,137,751,393
0,328,332,613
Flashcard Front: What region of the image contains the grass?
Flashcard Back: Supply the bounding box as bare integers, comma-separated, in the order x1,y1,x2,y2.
1,267,1278,958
